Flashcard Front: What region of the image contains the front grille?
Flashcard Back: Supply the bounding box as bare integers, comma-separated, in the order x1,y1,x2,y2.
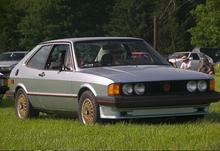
120,80,209,96
147,81,187,94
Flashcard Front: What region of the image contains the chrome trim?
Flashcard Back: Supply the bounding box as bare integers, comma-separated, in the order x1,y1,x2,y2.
27,92,78,98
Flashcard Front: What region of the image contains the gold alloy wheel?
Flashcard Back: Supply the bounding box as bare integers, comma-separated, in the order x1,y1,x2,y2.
17,93,28,119
81,98,95,124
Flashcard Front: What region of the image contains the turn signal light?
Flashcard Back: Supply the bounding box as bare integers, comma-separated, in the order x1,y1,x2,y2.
107,83,120,96
4,79,14,87
209,79,215,91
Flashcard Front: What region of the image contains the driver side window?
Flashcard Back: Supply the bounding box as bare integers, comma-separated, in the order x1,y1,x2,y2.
46,44,73,71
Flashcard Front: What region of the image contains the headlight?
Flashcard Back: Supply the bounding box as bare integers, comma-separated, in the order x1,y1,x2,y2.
186,81,197,92
197,80,207,92
134,83,145,95
122,84,133,95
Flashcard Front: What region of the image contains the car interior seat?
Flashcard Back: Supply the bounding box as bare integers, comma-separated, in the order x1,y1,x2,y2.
100,54,113,66
49,50,66,70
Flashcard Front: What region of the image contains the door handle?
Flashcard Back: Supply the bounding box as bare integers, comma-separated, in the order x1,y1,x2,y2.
38,72,45,77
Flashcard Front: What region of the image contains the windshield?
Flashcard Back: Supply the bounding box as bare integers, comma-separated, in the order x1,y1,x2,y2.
0,52,26,61
74,39,168,68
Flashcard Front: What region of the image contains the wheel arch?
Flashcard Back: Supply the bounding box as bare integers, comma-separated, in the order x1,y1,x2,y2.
14,83,28,96
78,84,97,101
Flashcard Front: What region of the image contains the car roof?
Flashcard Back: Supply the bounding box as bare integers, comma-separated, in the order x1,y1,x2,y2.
40,37,143,44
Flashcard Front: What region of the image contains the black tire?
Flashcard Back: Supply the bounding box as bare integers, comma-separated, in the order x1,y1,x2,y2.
188,115,205,121
179,115,205,122
0,95,2,104
78,91,100,124
15,88,38,119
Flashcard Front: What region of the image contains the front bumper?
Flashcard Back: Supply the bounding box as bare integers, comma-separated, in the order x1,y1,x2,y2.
96,92,220,108
99,104,209,119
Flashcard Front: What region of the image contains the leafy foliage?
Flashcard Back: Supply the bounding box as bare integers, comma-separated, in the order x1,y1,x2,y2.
155,0,205,53
0,0,211,54
189,0,220,48
0,0,24,52
105,0,154,44
18,0,114,50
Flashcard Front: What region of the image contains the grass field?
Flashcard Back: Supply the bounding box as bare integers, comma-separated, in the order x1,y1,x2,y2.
0,77,220,150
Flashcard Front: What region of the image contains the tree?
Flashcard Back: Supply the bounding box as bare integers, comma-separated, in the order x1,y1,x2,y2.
0,0,24,52
105,0,155,44
18,0,114,50
106,0,203,54
189,0,220,48
155,0,205,54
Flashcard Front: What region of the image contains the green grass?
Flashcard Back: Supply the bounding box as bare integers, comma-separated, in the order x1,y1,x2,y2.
214,64,220,75
0,77,220,150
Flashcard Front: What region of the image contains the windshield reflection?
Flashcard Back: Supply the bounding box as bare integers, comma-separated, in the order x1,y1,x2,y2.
74,39,168,68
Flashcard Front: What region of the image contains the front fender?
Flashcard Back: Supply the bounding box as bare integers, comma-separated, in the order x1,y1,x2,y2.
79,83,98,97
15,83,28,94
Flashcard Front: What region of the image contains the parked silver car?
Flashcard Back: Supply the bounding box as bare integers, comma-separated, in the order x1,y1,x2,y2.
0,51,28,77
168,51,213,70
8,37,220,124
0,51,28,102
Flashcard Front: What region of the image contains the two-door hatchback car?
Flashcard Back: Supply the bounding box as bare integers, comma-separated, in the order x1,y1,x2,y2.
8,37,220,124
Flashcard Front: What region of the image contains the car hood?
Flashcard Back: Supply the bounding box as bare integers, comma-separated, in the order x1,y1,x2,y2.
79,65,211,83
0,61,18,67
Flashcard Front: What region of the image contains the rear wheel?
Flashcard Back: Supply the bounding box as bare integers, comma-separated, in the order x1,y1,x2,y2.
78,91,100,124
15,88,38,119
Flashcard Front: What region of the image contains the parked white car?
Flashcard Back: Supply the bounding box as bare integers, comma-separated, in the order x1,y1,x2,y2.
168,51,213,70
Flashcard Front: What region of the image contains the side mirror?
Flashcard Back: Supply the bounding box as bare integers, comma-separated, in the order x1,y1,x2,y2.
59,64,71,72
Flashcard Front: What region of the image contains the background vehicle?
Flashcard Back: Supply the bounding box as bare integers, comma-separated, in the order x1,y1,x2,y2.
168,51,213,71
192,48,220,64
0,51,28,102
0,51,28,77
0,75,10,103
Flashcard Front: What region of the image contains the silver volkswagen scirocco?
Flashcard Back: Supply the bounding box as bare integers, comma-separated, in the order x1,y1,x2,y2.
8,37,220,124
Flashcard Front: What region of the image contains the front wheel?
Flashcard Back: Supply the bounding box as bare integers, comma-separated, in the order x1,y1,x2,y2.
78,91,100,124
15,88,38,119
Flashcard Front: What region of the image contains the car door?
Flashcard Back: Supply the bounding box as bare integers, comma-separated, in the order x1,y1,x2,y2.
25,43,77,111
189,53,200,70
